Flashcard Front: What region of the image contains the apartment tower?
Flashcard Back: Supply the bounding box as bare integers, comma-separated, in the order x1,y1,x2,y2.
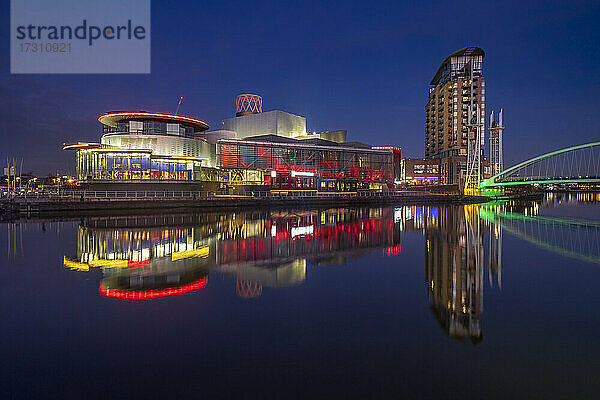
425,47,485,187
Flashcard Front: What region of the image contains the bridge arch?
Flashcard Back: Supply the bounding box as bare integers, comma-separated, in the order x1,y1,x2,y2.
480,142,600,188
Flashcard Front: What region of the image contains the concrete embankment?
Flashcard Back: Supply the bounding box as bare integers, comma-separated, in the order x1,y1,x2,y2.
1,193,489,219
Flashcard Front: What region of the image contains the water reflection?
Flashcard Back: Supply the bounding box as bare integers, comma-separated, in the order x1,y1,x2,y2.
425,205,484,342
64,208,403,299
56,193,600,342
480,198,600,264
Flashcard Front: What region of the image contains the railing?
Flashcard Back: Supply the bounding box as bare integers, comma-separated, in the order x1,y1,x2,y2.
1,189,444,201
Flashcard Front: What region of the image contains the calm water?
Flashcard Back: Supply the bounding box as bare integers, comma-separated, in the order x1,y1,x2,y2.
1,193,599,399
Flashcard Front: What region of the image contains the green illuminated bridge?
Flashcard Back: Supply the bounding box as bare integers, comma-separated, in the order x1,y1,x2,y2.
480,142,600,189
479,206,600,264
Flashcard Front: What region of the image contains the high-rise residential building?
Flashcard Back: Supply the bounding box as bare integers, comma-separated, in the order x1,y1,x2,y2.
425,47,486,187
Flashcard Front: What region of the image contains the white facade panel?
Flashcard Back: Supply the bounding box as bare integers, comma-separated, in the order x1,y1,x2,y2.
101,134,212,163
222,110,306,139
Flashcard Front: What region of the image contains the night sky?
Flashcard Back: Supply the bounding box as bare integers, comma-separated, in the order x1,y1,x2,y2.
1,0,599,175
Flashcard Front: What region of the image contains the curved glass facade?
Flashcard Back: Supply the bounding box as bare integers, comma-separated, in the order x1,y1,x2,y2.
67,113,213,182
75,149,203,181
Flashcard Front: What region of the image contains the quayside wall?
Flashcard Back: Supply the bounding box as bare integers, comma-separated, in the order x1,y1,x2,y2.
1,190,489,219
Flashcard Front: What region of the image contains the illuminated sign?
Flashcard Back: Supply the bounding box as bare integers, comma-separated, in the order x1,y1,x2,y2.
291,170,315,177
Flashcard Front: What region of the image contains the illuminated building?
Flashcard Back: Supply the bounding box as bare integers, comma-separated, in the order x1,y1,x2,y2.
219,94,347,143
425,47,489,187
400,158,440,185
218,137,400,191
64,112,212,182
223,109,307,139
210,95,399,191
62,95,400,191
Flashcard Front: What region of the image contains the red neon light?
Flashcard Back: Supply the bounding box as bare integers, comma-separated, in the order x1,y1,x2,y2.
99,277,206,301
62,142,100,150
98,112,209,129
371,146,401,154
127,259,151,269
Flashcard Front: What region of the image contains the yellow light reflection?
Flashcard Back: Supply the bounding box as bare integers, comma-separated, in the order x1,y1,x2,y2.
171,246,209,261
88,259,129,269
63,257,89,271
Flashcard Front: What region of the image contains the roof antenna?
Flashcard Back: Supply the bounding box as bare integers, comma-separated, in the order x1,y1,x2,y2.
175,96,184,115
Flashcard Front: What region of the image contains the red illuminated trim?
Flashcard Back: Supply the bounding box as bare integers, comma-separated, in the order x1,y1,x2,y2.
99,277,206,301
98,112,210,131
89,148,153,154
371,146,401,155
62,142,102,150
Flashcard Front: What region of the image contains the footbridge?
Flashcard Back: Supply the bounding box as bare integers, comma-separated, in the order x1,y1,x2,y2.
480,142,600,189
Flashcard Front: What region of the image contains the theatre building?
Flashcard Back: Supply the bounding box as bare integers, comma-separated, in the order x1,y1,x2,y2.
218,136,399,192
63,111,217,189
63,95,401,192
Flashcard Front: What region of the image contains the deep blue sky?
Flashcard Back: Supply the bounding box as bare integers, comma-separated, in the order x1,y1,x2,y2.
1,0,599,175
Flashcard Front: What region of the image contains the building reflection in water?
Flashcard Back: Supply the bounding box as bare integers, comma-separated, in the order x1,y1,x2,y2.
64,208,403,300
420,200,544,343
60,196,598,342
64,224,211,300
488,221,502,289
59,205,507,342
420,197,570,343
423,205,484,343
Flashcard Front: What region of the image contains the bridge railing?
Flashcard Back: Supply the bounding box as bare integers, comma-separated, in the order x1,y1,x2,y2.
481,141,600,188
1,189,439,201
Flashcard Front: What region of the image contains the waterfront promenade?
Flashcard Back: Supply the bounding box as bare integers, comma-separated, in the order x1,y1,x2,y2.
0,189,487,218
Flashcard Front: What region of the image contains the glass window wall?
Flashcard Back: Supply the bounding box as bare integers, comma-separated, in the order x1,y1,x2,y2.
75,150,201,181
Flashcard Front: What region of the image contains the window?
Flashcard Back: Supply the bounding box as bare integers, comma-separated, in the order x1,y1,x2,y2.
129,121,143,133
167,123,180,135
